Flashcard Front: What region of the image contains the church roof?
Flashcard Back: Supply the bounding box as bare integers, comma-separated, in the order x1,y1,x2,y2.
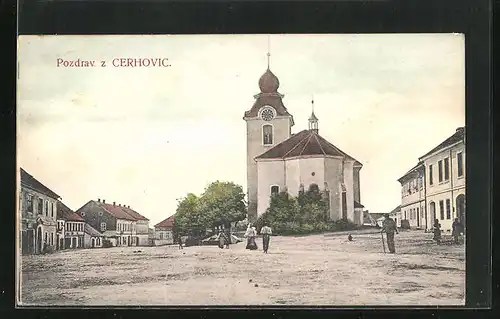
255,129,361,165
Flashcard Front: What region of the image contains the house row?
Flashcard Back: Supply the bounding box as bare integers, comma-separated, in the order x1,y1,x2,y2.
19,168,165,255
396,127,466,233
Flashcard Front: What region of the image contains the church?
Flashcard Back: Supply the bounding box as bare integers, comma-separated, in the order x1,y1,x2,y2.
243,55,365,226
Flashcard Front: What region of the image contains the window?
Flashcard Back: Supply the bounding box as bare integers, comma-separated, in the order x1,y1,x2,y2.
446,199,451,219
457,152,464,177
81,212,86,217
404,210,407,220
438,160,443,183
38,198,43,215
444,158,450,181
45,201,48,216
160,232,163,240
44,232,48,243
49,202,52,217
417,207,419,220
439,200,444,220
429,165,433,185
263,124,273,145
101,222,106,232
51,233,54,245
26,194,34,213
53,203,56,217
270,185,280,196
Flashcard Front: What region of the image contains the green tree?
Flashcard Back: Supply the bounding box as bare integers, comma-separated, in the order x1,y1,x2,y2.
173,193,207,237
199,181,247,230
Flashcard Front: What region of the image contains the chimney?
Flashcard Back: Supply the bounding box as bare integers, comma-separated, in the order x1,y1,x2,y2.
98,198,101,203
119,204,121,207
103,199,106,203
128,205,130,208
113,202,116,206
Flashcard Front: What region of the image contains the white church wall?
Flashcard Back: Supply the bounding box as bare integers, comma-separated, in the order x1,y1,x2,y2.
285,158,301,196
298,157,325,191
256,160,286,217
344,160,355,223
324,157,343,221
246,116,291,220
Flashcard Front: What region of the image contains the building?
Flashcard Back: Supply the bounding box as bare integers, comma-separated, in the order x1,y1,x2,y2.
57,201,86,249
76,199,138,247
397,162,426,229
119,206,150,246
153,215,175,246
419,127,466,233
244,57,364,225
19,168,60,254
84,223,104,248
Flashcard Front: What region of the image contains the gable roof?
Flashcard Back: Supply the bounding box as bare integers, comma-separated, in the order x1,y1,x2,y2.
57,201,85,222
121,206,149,221
20,168,60,199
85,223,103,237
388,205,401,215
99,202,136,221
397,161,424,183
255,130,361,165
155,215,175,228
419,127,465,160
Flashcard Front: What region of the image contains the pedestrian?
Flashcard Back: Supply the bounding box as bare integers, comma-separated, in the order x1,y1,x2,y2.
177,235,183,250
218,231,227,249
261,224,272,253
381,214,398,253
452,218,463,244
433,219,442,245
245,224,258,250
347,233,353,241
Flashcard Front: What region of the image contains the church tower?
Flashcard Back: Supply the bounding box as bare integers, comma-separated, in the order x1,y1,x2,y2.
243,52,294,222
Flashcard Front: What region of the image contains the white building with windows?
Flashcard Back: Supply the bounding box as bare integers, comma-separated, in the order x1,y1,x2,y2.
397,127,465,233
420,127,466,233
397,162,426,229
244,57,364,224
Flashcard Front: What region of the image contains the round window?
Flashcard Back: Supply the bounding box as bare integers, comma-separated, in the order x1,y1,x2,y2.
260,107,275,121
81,212,86,217
311,172,315,176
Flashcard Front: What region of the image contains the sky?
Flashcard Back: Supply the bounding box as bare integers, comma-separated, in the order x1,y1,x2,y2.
17,34,465,226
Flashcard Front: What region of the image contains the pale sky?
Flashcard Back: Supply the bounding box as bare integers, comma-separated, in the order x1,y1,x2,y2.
17,34,465,226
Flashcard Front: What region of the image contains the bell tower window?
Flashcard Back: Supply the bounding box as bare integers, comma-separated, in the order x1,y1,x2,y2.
263,124,273,145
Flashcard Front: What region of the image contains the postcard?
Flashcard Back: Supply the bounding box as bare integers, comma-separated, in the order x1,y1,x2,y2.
17,34,465,306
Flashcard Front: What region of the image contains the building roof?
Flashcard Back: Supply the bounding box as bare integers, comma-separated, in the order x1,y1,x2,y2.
388,205,401,215
20,168,60,199
369,213,386,220
255,129,361,166
354,200,365,208
121,206,149,221
397,161,424,183
419,127,465,160
155,215,175,228
57,201,85,222
85,223,103,237
99,202,137,221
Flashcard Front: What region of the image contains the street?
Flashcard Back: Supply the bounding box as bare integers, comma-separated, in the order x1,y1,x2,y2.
20,229,465,306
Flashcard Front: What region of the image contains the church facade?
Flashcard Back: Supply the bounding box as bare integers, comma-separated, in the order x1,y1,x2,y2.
243,62,364,225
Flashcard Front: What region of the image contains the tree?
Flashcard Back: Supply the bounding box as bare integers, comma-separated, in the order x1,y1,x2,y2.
173,193,207,237
199,181,247,229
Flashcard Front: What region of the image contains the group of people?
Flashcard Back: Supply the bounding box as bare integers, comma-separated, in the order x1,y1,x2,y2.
433,218,464,245
244,224,272,253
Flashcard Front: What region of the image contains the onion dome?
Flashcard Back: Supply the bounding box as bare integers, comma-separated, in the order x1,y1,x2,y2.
258,68,280,93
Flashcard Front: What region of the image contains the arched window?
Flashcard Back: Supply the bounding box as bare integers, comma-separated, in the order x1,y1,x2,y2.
270,185,280,195
263,124,273,145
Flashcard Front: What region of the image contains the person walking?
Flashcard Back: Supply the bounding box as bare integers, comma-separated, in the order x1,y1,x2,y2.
452,218,463,244
260,225,272,253
245,224,258,250
177,234,183,250
433,219,442,245
381,214,398,253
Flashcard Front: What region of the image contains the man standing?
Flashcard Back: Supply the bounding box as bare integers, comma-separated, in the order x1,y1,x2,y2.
452,218,463,244
381,214,398,253
260,225,272,253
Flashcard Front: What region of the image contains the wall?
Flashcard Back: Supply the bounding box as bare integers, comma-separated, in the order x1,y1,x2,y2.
423,142,466,232
400,173,426,229
84,234,103,248
136,220,149,235
324,157,343,221
77,201,117,233
353,167,361,203
246,114,292,220
256,160,285,217
298,157,326,192
343,160,355,223
154,228,174,245
116,219,137,246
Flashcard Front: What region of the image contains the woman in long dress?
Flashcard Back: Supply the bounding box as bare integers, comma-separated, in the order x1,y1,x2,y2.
245,225,258,250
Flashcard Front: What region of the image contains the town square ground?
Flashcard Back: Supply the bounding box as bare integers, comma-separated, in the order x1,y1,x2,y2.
20,229,465,306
